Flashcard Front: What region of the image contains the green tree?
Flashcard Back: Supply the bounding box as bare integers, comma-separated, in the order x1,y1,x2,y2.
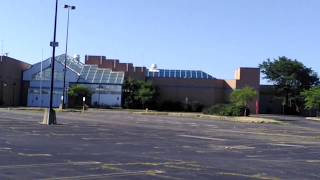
301,87,320,116
123,79,157,109
123,79,140,108
68,85,92,107
136,81,156,108
230,86,257,116
259,56,319,114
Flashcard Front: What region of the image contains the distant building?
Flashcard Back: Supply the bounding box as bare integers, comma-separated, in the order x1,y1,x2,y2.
0,53,286,114
0,56,30,106
23,54,124,108
85,55,260,113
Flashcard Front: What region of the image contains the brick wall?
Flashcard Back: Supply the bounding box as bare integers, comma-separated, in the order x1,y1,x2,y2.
85,55,147,80
0,56,30,106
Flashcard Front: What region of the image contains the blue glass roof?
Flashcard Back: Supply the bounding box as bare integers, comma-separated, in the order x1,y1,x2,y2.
147,69,215,79
33,54,124,84
78,65,124,84
55,54,124,84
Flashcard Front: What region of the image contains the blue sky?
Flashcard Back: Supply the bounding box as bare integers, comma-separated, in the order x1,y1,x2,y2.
0,0,319,82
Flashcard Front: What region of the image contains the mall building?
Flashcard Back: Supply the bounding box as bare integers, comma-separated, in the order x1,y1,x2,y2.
85,55,260,113
14,54,260,113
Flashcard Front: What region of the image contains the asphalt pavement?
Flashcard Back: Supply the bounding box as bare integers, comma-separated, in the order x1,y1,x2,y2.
1,109,320,180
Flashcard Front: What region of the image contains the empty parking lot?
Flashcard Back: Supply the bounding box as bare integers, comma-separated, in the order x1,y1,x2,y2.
0,109,320,179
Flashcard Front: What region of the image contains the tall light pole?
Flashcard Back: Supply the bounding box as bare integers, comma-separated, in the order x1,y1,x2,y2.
0,40,3,62
62,4,76,109
12,83,16,106
44,0,59,125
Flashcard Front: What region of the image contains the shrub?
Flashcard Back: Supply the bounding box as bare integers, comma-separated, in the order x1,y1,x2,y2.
157,100,204,112
203,104,249,116
158,101,184,112
301,87,320,117
231,87,257,116
187,101,204,112
68,85,92,108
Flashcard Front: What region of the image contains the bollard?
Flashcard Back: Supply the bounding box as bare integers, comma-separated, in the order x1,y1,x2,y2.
82,97,86,113
42,108,56,125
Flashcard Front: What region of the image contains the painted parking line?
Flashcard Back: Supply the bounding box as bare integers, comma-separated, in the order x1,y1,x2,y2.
208,129,319,139
178,135,225,141
0,161,101,170
41,170,165,180
268,143,305,148
18,153,52,157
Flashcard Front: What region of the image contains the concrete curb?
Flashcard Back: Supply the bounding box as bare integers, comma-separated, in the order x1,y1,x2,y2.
0,107,282,124
133,112,282,124
0,107,83,113
306,117,320,122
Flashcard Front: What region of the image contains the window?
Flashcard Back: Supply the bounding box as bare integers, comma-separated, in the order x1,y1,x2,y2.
186,71,191,78
170,70,175,78
164,69,169,77
159,70,165,77
191,71,196,78
196,71,202,79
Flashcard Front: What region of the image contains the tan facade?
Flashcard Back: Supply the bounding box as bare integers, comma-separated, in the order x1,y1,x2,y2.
0,56,30,106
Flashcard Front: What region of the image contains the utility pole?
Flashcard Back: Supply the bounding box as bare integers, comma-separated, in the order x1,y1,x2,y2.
62,4,76,109
1,40,3,62
43,0,59,125
40,49,43,107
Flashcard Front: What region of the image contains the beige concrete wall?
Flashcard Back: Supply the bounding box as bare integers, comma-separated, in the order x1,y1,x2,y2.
224,80,237,103
225,80,237,90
